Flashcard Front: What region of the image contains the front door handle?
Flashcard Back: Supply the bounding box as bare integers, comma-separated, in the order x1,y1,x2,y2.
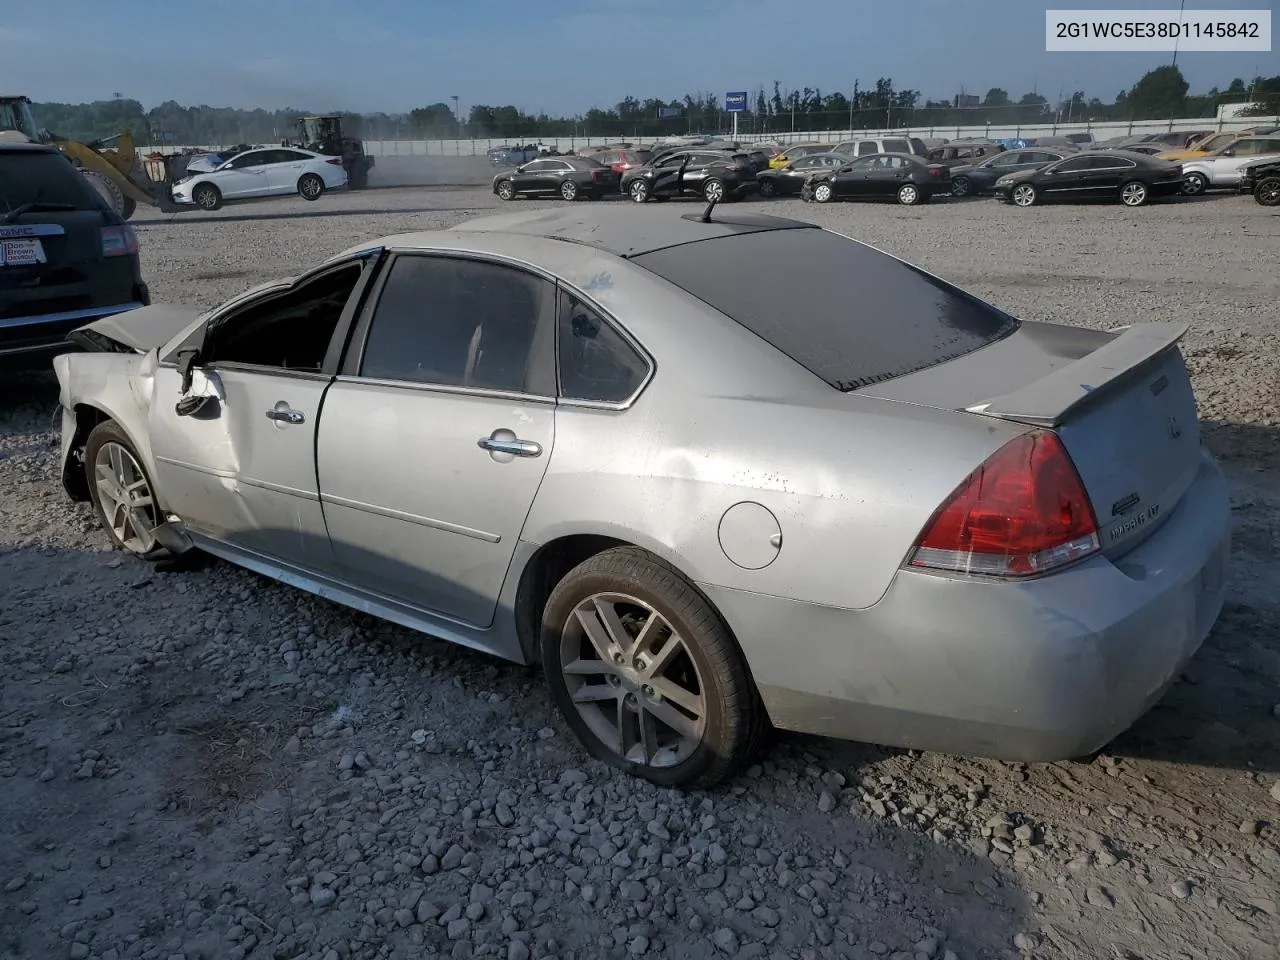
478,435,542,457
265,402,305,425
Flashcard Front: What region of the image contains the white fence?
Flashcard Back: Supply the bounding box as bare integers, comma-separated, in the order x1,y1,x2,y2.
146,114,1280,158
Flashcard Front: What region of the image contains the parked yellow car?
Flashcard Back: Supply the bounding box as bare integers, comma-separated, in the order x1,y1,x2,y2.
1160,132,1240,161
768,143,833,169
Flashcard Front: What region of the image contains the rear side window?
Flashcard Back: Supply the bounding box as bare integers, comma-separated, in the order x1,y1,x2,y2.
0,151,105,211
884,138,910,154
632,229,1019,390
857,141,878,156
557,291,649,403
359,255,556,396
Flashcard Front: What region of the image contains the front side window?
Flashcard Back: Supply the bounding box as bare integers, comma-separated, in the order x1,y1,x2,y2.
557,292,649,403
359,255,556,396
204,262,364,371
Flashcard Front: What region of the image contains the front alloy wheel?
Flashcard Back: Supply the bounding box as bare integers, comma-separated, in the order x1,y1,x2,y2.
950,176,971,198
1011,183,1037,207
1256,176,1280,207
497,180,516,200
84,422,166,558
541,547,767,787
629,180,650,203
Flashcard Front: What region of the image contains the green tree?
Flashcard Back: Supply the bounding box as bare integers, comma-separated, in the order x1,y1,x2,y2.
1123,65,1189,119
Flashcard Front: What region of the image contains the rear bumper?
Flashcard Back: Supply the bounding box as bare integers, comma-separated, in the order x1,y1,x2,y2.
0,298,148,359
704,446,1231,762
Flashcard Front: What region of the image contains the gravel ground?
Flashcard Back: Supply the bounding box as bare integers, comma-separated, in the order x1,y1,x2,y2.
2,187,1279,960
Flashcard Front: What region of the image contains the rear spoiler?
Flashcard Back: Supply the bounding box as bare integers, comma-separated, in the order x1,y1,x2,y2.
964,321,1189,427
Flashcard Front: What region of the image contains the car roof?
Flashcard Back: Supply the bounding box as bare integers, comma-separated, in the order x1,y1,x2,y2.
0,141,60,154
442,207,821,259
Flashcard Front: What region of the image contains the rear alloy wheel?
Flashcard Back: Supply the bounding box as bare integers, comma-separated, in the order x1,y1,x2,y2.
560,180,579,201
629,180,650,203
298,173,325,201
541,547,768,788
497,179,516,201
192,183,222,211
758,178,777,198
1182,172,1208,196
1119,180,1149,207
950,176,971,198
84,421,170,560
813,182,833,203
1011,183,1038,207
1256,176,1280,206
896,183,921,205
702,178,725,203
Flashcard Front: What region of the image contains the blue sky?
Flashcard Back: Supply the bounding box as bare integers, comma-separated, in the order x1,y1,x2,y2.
2,0,1274,115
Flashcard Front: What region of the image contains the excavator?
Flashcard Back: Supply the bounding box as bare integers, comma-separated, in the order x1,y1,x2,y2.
0,94,177,219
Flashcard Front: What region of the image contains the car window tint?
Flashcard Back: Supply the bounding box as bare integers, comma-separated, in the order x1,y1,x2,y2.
360,256,556,395
857,142,878,156
0,151,105,210
229,152,266,168
884,139,910,154
633,229,1018,391
557,292,649,403
279,150,312,162
1054,156,1091,172
522,160,549,172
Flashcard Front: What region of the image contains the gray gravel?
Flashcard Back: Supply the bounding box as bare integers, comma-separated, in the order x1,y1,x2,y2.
2,186,1279,960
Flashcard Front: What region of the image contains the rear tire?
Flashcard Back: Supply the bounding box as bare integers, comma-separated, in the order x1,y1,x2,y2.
298,173,325,201
540,546,768,788
192,183,222,211
896,183,921,205
702,178,726,203
1119,180,1149,207
1182,172,1208,196
84,421,171,562
560,180,579,201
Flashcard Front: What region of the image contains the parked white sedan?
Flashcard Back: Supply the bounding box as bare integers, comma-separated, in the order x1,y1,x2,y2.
171,147,347,211
1180,134,1280,195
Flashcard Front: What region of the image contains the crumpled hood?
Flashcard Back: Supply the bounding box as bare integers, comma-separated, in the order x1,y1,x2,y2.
70,303,206,354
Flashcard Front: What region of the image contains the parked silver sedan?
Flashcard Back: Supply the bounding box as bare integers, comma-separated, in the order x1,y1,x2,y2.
53,207,1231,788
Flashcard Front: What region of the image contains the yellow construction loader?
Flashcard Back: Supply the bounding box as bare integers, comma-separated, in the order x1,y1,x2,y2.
0,95,176,219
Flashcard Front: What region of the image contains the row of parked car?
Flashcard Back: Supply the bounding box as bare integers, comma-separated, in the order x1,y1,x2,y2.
490,127,1280,209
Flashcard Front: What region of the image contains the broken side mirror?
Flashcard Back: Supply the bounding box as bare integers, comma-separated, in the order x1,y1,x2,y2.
176,346,200,393
175,394,215,417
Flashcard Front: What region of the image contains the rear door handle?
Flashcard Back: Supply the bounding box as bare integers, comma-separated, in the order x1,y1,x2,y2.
265,403,305,425
478,436,542,457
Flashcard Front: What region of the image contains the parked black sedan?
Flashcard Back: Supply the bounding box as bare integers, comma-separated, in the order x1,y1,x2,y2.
756,153,843,197
800,153,951,206
1238,156,1280,206
621,150,757,203
493,156,620,201
993,151,1186,208
949,147,1075,197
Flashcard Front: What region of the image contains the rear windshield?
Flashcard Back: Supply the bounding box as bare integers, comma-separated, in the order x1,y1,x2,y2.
631,228,1019,390
0,152,105,212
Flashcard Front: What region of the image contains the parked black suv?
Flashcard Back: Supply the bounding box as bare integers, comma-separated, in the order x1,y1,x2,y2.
1,143,148,361
621,149,757,203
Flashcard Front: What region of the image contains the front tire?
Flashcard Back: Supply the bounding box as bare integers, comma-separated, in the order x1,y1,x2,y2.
541,547,768,788
758,178,777,199
1183,172,1208,196
950,176,971,198
813,182,833,203
298,173,325,201
497,179,516,201
1011,183,1038,207
84,421,170,561
191,183,221,211
1256,176,1280,207
560,180,579,201
629,180,650,203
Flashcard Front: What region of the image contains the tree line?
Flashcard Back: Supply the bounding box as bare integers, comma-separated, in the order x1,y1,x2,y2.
26,67,1279,147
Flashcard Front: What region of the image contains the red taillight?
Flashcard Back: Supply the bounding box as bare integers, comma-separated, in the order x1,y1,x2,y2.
101,224,138,258
908,431,1099,578
325,157,344,165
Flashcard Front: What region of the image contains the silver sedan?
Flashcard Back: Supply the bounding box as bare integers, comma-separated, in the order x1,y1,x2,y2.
52,207,1231,788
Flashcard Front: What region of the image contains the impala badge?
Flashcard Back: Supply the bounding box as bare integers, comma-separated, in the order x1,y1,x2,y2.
1168,416,1182,439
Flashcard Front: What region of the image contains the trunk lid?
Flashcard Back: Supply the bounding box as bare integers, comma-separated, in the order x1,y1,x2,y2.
861,320,1202,558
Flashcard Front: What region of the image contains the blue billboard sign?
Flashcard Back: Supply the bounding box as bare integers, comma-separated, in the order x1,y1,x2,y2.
725,91,748,113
